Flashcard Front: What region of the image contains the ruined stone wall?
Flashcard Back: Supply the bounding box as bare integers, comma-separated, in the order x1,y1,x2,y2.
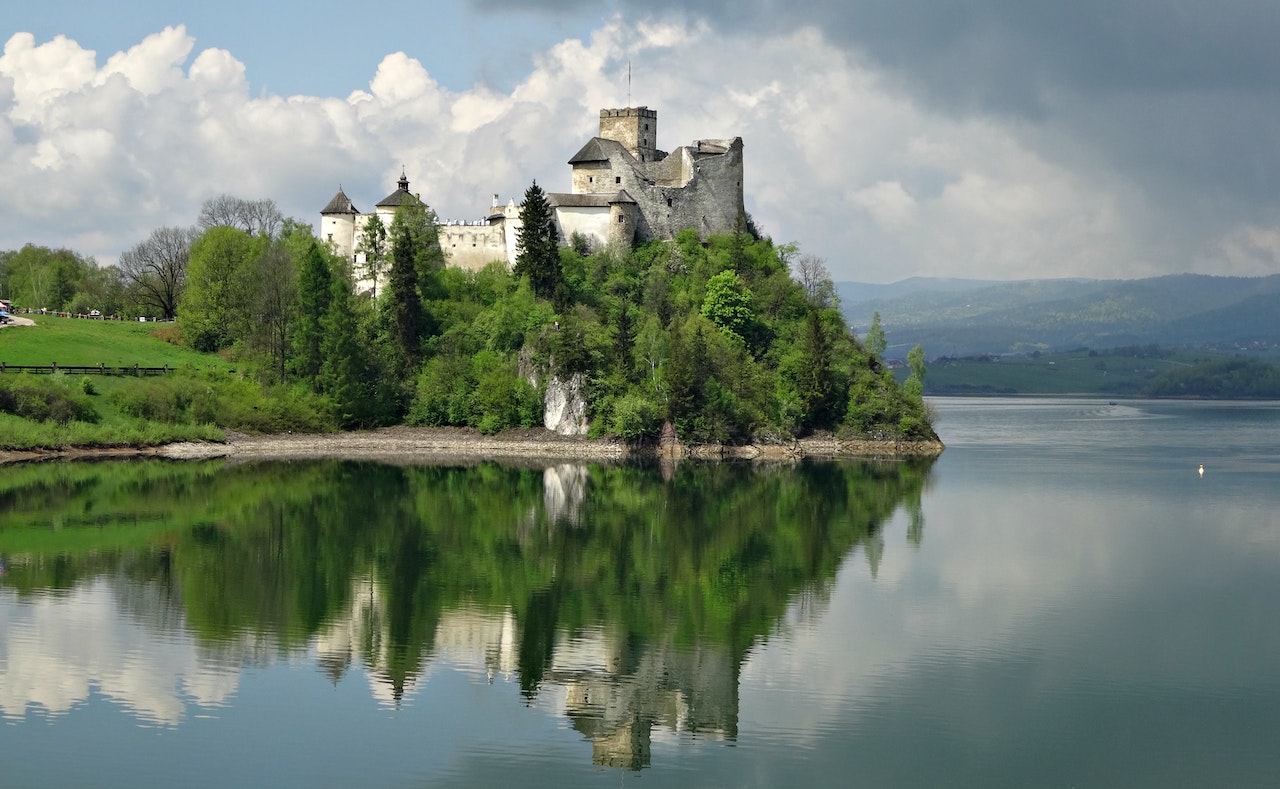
633,138,745,243
438,223,508,272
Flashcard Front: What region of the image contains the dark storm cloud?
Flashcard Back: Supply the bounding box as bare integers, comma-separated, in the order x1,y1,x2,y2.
473,0,1280,244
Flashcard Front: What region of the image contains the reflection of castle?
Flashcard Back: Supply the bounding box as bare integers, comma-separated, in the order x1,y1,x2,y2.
320,106,745,293
312,577,738,770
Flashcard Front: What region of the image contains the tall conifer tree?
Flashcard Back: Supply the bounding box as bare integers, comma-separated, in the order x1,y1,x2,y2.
513,180,563,302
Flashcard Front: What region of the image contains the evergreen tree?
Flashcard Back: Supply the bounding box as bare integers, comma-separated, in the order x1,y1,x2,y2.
386,198,428,372
290,240,333,387
513,180,562,302
799,308,836,428
320,266,366,426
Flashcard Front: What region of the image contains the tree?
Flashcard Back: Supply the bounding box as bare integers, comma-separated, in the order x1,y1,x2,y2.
385,196,435,372
356,213,388,298
513,180,562,302
865,312,887,359
119,226,197,320
701,270,755,343
199,195,285,238
320,264,366,426
798,309,838,429
905,344,927,397
243,238,298,383
291,240,333,386
792,253,835,309
180,226,259,351
2,245,93,311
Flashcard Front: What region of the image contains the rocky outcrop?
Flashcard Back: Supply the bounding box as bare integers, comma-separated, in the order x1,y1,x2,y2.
544,373,590,437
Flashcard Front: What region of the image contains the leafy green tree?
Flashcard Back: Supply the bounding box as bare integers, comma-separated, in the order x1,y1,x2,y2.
179,227,260,352
701,270,755,343
905,344,927,394
865,312,887,359
2,245,93,311
356,213,388,298
513,180,563,303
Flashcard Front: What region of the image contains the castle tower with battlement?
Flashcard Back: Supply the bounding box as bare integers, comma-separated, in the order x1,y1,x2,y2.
598,107,660,163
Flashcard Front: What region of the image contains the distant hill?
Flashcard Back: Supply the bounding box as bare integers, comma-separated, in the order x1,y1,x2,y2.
837,274,1280,358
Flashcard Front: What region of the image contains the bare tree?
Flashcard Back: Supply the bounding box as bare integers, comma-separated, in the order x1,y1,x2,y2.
119,226,197,320
792,253,836,309
199,195,284,238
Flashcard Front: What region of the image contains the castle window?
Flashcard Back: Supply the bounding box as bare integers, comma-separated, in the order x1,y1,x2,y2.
588,176,594,184
618,215,625,223
615,176,621,184
667,198,673,207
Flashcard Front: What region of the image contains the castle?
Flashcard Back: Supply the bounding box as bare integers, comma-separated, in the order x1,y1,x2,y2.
320,107,745,293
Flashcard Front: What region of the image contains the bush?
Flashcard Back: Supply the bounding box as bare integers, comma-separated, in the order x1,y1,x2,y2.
0,376,98,424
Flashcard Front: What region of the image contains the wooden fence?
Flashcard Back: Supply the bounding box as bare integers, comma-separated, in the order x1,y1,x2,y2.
0,363,174,376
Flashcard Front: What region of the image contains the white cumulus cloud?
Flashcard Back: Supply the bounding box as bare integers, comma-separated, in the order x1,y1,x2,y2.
0,16,1257,282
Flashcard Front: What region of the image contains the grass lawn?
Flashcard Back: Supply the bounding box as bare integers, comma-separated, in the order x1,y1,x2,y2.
0,315,232,370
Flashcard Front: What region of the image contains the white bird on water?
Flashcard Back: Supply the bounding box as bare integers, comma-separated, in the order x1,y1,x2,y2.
1198,464,1205,477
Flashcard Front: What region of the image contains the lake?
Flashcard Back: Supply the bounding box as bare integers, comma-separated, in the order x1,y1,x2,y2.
2,397,1278,788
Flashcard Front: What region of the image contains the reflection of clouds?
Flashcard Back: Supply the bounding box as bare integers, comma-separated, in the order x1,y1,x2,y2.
739,461,1280,749
0,579,238,725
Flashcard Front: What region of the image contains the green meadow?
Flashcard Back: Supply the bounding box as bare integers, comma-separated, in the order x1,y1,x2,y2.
0,315,232,370
0,317,332,450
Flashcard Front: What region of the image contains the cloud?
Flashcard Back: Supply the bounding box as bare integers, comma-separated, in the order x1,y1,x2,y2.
0,580,239,725
1,11,1277,282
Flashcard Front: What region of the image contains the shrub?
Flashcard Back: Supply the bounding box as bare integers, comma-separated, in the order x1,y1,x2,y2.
0,376,98,424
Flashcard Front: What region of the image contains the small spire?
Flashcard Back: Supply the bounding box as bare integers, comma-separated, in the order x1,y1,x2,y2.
398,169,409,192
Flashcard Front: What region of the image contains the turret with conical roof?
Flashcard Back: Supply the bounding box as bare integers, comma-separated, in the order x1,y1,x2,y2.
320,186,360,260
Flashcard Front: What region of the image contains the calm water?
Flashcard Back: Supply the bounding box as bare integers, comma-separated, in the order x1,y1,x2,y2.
2,398,1278,788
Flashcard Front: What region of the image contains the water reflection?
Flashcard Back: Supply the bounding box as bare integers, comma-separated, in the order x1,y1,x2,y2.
0,456,932,768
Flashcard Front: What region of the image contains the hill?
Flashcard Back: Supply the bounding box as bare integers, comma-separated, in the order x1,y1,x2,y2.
838,274,1280,358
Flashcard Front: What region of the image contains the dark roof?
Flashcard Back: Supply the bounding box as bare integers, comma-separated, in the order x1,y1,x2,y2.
376,171,415,209
375,189,413,209
547,190,636,208
321,188,359,215
568,137,613,165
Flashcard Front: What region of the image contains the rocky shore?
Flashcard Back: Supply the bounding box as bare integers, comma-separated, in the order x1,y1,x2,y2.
1,425,943,465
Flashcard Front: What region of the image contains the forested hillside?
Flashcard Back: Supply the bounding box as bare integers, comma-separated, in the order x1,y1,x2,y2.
2,188,936,447
838,275,1280,358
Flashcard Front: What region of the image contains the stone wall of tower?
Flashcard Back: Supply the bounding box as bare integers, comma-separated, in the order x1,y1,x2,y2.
599,107,659,163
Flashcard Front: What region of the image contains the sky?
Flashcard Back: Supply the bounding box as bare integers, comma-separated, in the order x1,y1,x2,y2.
3,0,1280,284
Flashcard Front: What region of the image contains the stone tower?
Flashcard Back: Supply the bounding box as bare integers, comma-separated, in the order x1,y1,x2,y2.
598,107,659,162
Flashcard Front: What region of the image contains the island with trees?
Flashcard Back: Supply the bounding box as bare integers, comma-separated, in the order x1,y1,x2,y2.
0,188,940,459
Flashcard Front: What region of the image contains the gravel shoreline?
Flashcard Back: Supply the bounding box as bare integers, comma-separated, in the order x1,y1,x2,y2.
1,425,944,465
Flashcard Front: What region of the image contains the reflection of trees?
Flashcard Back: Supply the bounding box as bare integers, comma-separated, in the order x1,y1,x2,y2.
0,455,933,767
